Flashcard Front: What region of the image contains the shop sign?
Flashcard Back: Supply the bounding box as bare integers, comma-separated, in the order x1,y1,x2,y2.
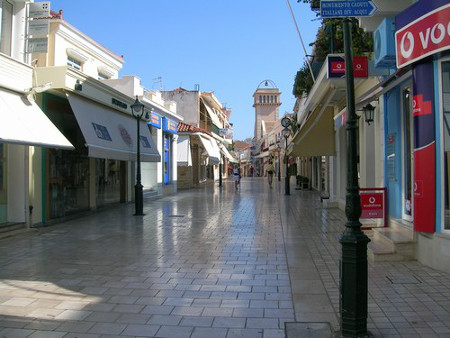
327,55,368,79
27,38,48,53
112,98,127,110
360,192,384,219
28,2,50,18
148,112,162,129
28,19,49,37
395,4,450,68
163,117,178,134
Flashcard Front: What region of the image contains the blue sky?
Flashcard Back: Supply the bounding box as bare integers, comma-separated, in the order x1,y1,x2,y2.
48,0,320,140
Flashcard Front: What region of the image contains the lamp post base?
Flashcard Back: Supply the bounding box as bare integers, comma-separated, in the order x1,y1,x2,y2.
134,183,144,216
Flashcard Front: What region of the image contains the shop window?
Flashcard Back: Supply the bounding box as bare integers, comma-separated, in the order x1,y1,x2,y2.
0,0,13,56
67,56,82,70
96,159,121,206
442,62,450,230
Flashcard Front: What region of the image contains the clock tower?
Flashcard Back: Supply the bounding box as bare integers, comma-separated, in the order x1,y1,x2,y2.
253,80,281,140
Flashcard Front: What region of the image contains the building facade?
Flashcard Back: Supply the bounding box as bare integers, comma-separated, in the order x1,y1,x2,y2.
1,1,73,229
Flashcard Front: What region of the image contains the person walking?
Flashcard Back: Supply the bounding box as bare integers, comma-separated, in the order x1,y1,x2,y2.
233,165,241,190
267,161,275,188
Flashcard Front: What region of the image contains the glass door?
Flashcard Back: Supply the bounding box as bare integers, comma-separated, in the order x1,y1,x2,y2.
402,85,414,222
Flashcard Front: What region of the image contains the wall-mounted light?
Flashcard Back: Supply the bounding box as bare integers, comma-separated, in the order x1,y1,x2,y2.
362,103,375,125
74,80,82,91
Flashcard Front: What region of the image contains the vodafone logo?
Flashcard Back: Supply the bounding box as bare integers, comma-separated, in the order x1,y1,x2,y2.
396,4,450,68
369,197,376,204
400,32,414,59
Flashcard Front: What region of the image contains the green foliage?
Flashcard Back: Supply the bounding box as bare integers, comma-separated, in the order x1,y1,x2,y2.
293,66,314,97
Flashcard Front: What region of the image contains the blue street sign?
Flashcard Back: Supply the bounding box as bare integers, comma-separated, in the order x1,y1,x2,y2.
320,0,378,18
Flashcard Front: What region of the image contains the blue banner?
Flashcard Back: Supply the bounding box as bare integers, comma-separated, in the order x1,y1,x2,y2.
148,112,162,129
163,117,178,134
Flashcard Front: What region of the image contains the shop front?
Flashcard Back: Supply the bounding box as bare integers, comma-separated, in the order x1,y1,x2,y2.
40,91,159,222
0,86,73,227
385,0,450,270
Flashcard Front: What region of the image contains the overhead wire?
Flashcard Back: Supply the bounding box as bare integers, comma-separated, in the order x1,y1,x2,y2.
285,0,316,83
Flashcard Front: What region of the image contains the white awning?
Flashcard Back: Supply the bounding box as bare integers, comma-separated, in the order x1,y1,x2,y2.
0,88,74,149
219,143,237,163
199,135,220,165
202,99,222,127
67,94,160,162
177,135,192,166
255,151,269,159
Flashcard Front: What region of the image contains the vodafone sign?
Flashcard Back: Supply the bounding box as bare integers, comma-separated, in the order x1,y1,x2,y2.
395,4,450,68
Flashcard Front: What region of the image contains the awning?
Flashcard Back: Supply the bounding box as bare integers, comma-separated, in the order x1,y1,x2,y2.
219,143,238,163
202,99,222,127
289,106,335,157
177,135,192,166
67,94,160,162
0,88,73,149
199,135,220,165
255,151,269,159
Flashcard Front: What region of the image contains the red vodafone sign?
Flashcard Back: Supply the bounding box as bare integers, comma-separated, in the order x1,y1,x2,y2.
395,4,450,68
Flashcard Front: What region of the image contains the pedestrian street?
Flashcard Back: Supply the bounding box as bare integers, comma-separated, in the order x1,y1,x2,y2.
0,178,449,337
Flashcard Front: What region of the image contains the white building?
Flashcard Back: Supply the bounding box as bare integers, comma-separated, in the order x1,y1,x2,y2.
0,1,72,229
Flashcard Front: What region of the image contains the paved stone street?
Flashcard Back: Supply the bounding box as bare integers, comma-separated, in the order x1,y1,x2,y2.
0,178,449,337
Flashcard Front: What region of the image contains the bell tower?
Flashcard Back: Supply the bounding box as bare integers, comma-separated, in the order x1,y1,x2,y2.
253,80,281,140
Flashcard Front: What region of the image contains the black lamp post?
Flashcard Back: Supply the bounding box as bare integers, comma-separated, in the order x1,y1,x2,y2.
219,154,223,187
282,127,290,196
339,18,371,337
277,143,281,182
130,96,146,216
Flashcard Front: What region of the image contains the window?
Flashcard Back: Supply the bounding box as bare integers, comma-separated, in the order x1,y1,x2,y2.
98,73,109,80
67,56,82,70
0,0,13,56
259,95,262,103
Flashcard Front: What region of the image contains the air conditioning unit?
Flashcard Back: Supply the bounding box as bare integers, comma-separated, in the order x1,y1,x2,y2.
374,18,396,68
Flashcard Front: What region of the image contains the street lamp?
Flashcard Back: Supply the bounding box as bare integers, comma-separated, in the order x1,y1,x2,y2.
281,117,291,195
340,19,371,337
277,142,281,182
363,103,375,125
130,96,148,216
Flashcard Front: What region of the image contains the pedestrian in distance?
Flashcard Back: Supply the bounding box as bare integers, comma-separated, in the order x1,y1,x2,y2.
267,161,275,188
233,165,241,190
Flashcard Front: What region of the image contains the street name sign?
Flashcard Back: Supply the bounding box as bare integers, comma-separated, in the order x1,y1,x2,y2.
321,0,378,18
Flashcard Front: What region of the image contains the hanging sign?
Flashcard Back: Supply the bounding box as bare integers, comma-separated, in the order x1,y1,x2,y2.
28,2,50,18
27,38,48,53
327,55,368,78
163,117,178,134
148,112,162,129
